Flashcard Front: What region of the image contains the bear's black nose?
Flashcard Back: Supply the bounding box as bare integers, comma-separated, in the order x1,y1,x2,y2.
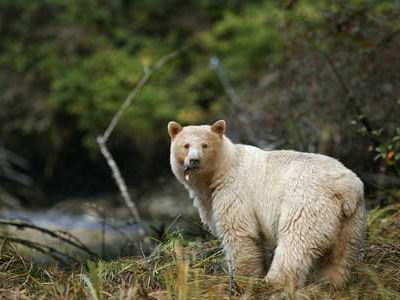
190,158,200,166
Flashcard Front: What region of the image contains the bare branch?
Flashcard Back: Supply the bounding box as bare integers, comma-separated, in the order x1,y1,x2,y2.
0,187,20,208
0,236,78,266
97,136,145,236
285,0,298,10
0,219,98,258
209,56,261,146
0,146,29,169
97,48,184,237
320,51,380,147
376,29,400,49
102,48,184,143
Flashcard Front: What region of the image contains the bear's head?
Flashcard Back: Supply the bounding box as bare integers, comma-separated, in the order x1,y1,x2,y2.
168,120,226,182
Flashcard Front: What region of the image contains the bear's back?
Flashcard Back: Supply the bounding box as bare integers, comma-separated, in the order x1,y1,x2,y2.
231,145,364,245
233,145,363,208
236,146,357,183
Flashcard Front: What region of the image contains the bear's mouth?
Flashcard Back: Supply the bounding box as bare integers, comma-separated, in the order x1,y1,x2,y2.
184,165,200,181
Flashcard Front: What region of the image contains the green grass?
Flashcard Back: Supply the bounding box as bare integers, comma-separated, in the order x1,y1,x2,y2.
1,204,399,299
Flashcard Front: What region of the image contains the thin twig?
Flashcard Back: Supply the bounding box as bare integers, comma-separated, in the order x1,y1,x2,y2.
228,259,234,300
164,214,181,239
0,145,31,186
0,145,29,169
96,137,144,235
139,241,154,286
320,50,380,147
101,216,106,258
102,49,184,143
0,236,78,266
0,219,98,258
140,242,150,270
55,229,93,250
375,29,400,49
209,56,260,146
97,48,184,237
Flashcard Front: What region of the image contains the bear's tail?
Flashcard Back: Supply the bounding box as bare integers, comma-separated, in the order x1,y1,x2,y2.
333,173,364,219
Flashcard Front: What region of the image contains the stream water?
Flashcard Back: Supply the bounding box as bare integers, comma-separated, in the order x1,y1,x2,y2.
2,208,139,231
1,208,143,263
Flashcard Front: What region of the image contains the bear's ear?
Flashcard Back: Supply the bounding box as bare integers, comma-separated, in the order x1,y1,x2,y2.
168,121,183,139
211,120,226,137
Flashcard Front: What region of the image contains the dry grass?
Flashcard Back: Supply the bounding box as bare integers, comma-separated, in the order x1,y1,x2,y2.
1,204,399,300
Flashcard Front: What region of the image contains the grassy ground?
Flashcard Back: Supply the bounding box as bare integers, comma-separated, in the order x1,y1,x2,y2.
1,204,399,300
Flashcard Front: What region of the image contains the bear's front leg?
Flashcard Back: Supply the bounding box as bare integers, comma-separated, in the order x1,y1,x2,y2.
223,235,268,277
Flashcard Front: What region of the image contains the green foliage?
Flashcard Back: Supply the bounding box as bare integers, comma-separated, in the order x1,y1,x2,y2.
374,126,400,171
202,2,285,78
367,100,400,175
0,0,399,197
83,260,104,300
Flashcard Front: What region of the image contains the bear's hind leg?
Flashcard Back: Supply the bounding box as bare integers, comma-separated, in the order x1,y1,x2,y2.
317,204,365,288
265,236,314,287
265,202,342,287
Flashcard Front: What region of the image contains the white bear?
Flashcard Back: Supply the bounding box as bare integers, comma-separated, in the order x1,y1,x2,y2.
168,120,365,288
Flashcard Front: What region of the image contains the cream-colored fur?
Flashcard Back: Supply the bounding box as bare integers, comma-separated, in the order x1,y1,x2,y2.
168,120,366,288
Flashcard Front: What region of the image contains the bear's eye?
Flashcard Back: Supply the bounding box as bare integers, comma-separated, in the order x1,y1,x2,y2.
184,143,190,149
202,143,208,149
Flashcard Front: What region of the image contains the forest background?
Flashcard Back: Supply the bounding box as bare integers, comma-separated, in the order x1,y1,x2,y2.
0,0,399,242
0,1,399,299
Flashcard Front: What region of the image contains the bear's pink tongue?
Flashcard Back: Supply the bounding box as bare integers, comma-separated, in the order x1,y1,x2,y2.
185,172,190,181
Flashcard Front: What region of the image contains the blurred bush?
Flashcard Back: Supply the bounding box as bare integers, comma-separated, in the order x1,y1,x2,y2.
0,0,398,205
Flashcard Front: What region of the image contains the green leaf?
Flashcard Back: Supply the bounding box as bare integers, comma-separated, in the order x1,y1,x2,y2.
82,275,100,300
84,260,103,300
375,145,386,153
371,129,383,137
